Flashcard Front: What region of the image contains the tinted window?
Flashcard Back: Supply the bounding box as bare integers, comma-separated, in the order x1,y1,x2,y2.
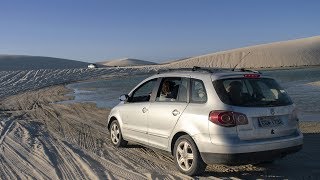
130,78,157,103
190,79,207,103
213,78,293,107
156,77,188,102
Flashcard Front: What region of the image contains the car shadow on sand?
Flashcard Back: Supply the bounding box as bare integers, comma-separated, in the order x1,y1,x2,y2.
123,143,145,149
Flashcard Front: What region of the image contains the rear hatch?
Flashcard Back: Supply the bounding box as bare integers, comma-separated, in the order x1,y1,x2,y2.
232,106,298,140
212,74,299,140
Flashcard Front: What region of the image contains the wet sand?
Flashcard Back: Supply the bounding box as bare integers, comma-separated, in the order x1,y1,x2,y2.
0,85,319,179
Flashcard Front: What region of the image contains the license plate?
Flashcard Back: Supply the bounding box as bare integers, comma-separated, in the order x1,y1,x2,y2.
258,116,283,128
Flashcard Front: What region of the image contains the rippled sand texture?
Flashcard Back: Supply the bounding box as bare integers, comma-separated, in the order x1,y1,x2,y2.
0,86,190,179
0,67,160,99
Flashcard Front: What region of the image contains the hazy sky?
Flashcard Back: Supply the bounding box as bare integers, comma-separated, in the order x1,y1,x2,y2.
0,0,319,63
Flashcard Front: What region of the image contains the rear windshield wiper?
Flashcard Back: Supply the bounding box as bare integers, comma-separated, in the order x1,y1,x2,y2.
263,101,282,106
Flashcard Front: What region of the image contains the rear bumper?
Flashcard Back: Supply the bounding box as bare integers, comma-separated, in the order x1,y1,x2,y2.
200,145,302,165
193,131,303,165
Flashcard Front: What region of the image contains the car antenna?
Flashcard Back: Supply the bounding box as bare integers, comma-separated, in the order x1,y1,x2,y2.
231,52,251,71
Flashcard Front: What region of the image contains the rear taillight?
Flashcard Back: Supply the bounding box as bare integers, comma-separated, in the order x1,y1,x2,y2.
209,111,248,127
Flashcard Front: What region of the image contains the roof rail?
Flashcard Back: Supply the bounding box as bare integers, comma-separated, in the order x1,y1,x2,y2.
157,66,262,74
157,66,224,74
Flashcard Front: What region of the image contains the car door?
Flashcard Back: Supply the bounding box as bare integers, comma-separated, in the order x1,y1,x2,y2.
120,78,159,144
147,77,189,150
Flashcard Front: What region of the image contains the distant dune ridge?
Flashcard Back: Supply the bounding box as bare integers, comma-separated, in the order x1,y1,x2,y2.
164,36,320,69
97,58,157,67
0,55,89,70
1,36,320,71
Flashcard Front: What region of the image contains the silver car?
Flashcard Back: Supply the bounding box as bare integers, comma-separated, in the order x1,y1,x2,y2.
107,67,303,175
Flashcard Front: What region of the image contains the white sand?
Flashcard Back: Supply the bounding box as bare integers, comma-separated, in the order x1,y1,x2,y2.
308,81,320,86
97,36,320,70
162,36,320,69
97,58,157,67
0,86,188,179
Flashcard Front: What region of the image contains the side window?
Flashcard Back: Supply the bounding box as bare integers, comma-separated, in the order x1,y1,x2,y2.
130,78,157,103
190,79,207,103
156,77,188,102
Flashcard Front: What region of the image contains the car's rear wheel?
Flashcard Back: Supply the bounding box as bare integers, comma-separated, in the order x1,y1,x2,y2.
173,135,206,176
110,120,127,147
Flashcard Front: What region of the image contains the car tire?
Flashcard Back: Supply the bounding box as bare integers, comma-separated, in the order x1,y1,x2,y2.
109,120,127,147
173,135,207,176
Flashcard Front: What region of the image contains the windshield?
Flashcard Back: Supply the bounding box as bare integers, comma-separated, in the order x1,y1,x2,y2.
213,78,293,107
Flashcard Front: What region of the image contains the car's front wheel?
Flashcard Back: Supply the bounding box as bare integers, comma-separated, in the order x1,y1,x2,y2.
173,135,207,176
109,120,127,147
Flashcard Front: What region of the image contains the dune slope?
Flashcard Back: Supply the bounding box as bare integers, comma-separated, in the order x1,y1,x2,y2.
165,36,320,69
0,55,89,70
97,58,157,67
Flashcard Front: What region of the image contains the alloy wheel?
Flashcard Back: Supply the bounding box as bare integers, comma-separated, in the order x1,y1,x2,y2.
176,140,194,171
110,123,120,145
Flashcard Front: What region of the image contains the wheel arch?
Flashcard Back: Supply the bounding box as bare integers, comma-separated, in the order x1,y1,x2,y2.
107,116,118,132
170,131,193,155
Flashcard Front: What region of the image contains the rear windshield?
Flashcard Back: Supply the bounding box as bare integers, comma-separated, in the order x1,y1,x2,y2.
213,78,293,107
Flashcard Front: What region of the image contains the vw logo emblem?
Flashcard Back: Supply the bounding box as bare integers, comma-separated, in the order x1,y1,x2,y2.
271,129,275,134
270,108,275,115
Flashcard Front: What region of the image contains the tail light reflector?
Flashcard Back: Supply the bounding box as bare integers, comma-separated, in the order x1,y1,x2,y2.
209,111,248,127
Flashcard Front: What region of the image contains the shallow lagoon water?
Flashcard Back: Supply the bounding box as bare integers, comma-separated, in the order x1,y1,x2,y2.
63,67,320,121
64,75,148,108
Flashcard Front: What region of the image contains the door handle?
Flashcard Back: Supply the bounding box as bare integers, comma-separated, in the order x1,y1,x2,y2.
172,109,180,116
142,107,148,113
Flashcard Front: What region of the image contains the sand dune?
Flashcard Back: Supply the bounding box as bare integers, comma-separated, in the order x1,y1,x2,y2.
164,36,320,69
97,58,157,67
0,55,89,70
2,36,319,72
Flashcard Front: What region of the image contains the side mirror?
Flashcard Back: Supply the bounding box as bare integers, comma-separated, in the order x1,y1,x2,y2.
119,94,129,101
